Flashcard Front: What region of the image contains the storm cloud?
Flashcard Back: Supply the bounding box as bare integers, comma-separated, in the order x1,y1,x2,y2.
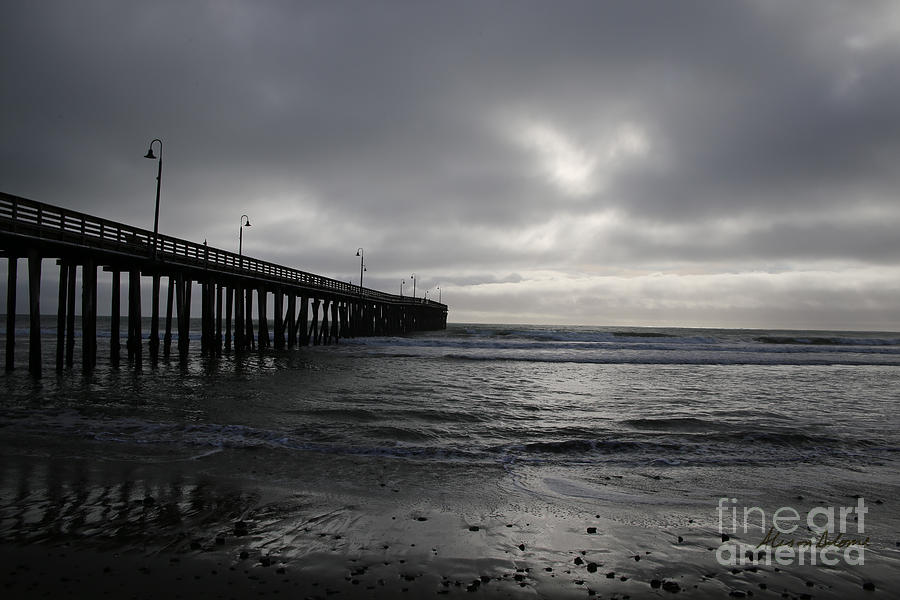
3,0,899,328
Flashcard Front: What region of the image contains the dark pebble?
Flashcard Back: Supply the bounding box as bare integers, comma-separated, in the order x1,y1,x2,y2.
605,572,615,579
573,557,584,566
662,580,681,592
651,579,662,589
416,517,427,522
633,555,641,561
586,527,597,534
469,526,479,532
215,536,225,545
863,582,876,591
721,533,730,542
239,551,249,560
677,536,683,543
586,563,598,573
518,544,525,551
729,592,746,598
142,496,155,506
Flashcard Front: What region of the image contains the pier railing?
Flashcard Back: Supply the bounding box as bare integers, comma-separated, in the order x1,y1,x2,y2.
0,192,444,308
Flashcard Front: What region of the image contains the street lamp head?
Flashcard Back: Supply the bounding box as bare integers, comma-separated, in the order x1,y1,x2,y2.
144,148,156,160
241,214,251,227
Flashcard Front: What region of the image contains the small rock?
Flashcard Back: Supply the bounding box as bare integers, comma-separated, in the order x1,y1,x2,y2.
721,533,730,542
142,496,155,506
650,579,662,589
518,544,525,551
468,526,479,532
574,557,584,565
863,582,876,591
587,562,598,573
416,517,427,522
239,551,249,560
677,536,684,543
662,580,681,592
586,527,597,534
606,572,615,579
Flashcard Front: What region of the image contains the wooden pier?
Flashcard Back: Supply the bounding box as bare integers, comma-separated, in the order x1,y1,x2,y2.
0,192,448,376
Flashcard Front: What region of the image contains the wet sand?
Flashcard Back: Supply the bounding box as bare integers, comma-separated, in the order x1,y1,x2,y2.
2,448,899,598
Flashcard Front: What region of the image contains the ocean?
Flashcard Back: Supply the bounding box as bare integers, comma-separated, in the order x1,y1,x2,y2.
2,320,899,598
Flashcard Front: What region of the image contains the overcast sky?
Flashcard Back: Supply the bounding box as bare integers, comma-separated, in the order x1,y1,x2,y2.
3,0,900,329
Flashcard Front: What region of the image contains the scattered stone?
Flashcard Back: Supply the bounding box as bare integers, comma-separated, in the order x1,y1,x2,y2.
574,580,584,585
633,554,641,561
260,556,271,567
606,572,615,579
863,582,876,591
518,544,525,551
587,563,598,573
677,536,684,543
215,536,225,545
721,533,730,542
651,579,662,589
662,580,681,593
239,551,249,560
586,527,597,534
573,557,584,566
142,496,155,506
234,521,249,536
416,517,427,522
468,526,479,532
729,592,746,598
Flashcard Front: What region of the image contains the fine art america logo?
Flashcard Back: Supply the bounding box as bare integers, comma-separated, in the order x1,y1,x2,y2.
715,497,869,566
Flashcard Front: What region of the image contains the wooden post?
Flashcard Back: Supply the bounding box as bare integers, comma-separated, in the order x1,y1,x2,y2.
110,269,120,367
286,293,296,348
273,288,284,350
245,288,254,349
320,299,330,345
298,295,309,346
65,263,76,367
309,298,320,345
234,284,244,351
128,269,141,367
257,288,269,349
200,281,209,354
330,300,339,343
150,274,160,362
82,260,96,372
56,261,67,371
179,277,192,360
215,283,223,355
27,250,41,376
164,275,174,358
5,256,16,370
225,285,233,351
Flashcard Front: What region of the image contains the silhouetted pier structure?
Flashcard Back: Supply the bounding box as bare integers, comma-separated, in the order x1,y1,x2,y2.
0,192,448,376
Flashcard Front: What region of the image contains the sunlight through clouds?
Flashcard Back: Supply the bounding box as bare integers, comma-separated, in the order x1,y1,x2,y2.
510,119,650,199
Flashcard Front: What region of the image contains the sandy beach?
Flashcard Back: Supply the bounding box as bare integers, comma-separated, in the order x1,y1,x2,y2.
3,443,899,599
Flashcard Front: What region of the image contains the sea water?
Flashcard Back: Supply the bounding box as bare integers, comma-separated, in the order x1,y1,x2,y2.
1,320,899,591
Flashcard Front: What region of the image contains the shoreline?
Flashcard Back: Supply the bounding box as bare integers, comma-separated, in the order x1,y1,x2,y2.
2,451,898,598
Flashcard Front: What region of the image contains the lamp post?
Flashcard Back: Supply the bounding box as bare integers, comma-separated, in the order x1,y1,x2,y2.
400,279,405,297
238,214,251,267
410,273,416,298
144,138,163,258
356,248,365,290
436,286,441,303
424,290,429,302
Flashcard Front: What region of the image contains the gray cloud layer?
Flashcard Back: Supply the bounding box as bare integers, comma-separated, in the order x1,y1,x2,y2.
3,1,899,328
